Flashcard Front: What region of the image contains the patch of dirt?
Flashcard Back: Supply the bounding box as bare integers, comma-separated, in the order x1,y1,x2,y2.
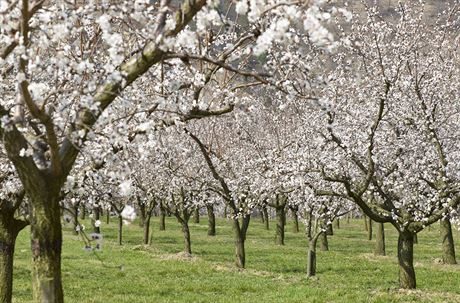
159,252,201,262
360,253,391,261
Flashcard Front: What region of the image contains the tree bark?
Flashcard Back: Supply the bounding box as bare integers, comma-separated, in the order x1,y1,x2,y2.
181,221,192,255
307,235,320,277
206,204,216,236
93,207,100,234
263,207,269,230
440,219,456,264
275,207,285,245
374,222,385,256
72,204,79,235
80,204,86,220
398,231,416,289
0,214,26,303
292,209,299,233
232,216,250,268
193,208,200,224
326,224,333,236
320,232,329,251
106,208,110,225
138,203,146,228
30,192,64,303
159,205,166,231
117,215,123,245
364,215,368,231
367,218,373,241
143,214,151,245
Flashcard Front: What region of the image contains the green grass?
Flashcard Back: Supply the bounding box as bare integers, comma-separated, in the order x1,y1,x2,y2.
11,217,460,302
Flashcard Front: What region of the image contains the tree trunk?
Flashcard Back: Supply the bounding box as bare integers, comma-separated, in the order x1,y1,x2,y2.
106,208,110,225
275,207,285,245
374,222,385,256
413,233,418,244
0,215,26,303
263,207,269,230
72,204,79,235
118,215,123,245
159,205,166,231
138,203,146,228
367,218,373,241
320,232,329,251
80,204,86,220
181,221,192,255
193,208,200,224
440,219,457,264
292,210,299,233
326,223,333,236
30,193,64,303
93,207,100,234
232,217,249,268
143,214,151,245
206,204,216,236
398,231,416,289
364,215,368,231
307,235,320,277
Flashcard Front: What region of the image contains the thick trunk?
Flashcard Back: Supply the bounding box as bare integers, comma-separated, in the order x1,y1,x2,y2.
440,219,456,264
143,214,151,245
159,205,166,231
307,236,319,277
193,208,200,224
275,207,285,245
398,231,416,289
181,222,192,255
263,207,269,230
30,193,64,303
117,215,123,245
326,224,333,236
320,232,329,251
232,218,248,268
367,218,373,241
292,210,299,233
206,205,216,236
0,215,25,303
374,222,385,256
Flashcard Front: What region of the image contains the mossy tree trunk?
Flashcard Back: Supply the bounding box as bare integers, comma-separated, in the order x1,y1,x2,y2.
206,204,216,236
440,218,456,264
397,230,416,289
374,222,385,256
29,187,65,303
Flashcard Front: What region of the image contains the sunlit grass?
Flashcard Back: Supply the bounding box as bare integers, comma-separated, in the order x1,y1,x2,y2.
12,217,460,302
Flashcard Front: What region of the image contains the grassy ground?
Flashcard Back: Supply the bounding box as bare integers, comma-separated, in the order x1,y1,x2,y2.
11,217,460,303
